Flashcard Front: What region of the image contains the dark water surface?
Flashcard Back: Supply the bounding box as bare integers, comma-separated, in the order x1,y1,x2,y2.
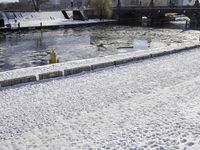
0,25,180,72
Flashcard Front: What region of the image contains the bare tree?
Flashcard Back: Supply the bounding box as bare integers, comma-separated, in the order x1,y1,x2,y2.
141,0,162,6
0,2,32,11
31,0,49,11
89,0,113,19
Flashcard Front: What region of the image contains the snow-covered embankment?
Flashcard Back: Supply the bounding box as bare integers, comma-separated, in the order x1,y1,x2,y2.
1,11,116,30
0,41,200,88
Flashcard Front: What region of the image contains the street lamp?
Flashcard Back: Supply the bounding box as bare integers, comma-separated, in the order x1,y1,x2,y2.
169,0,173,7
117,0,121,7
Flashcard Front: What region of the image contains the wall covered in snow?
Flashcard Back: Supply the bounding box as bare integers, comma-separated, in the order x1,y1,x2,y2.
3,11,73,28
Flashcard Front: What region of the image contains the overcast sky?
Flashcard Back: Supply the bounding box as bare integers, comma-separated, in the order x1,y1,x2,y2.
0,0,18,3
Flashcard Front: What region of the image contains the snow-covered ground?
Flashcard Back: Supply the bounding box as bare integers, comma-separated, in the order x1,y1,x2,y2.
1,47,200,149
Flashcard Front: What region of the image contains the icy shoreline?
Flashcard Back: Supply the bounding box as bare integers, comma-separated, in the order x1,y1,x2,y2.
0,41,200,87
0,11,116,31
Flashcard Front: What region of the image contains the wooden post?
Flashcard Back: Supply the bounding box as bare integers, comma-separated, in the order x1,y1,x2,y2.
40,22,43,30
18,22,20,29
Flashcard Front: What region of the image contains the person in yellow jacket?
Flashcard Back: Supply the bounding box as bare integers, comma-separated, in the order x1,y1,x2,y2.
49,49,59,64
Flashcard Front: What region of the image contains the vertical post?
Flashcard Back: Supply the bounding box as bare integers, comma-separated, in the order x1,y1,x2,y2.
18,22,20,29
71,0,74,8
149,0,154,7
139,1,142,6
169,0,174,7
117,0,121,24
36,0,39,11
185,20,188,29
149,0,154,27
40,22,43,30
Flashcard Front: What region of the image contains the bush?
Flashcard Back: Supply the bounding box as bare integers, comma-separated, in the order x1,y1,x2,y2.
89,0,113,19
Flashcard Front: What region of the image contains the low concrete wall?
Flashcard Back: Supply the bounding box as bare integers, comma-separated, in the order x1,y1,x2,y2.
39,71,63,80
91,61,115,70
1,43,200,88
0,76,36,87
64,65,91,76
114,57,134,65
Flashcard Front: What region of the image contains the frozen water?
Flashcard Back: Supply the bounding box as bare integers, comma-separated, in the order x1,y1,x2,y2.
0,25,200,72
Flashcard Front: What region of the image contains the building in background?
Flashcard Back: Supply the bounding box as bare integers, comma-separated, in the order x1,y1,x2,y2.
3,0,199,11
182,0,198,5
41,0,87,10
115,0,170,6
120,0,139,6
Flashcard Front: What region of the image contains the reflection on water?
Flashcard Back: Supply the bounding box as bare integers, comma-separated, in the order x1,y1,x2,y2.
0,25,171,72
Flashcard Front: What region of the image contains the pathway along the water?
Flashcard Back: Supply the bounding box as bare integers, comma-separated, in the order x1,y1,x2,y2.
0,47,200,149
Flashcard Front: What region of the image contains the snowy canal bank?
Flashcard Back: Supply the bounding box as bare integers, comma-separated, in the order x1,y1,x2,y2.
0,11,116,31
0,41,200,87
1,45,200,149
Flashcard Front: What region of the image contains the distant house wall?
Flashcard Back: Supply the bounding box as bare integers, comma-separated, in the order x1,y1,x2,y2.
138,0,196,6
140,0,169,6
41,0,87,10
113,0,195,6
120,0,139,6
182,0,196,5
15,0,199,11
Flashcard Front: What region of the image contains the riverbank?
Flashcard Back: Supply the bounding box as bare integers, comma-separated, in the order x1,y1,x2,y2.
1,41,200,88
0,19,117,32
0,11,117,32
